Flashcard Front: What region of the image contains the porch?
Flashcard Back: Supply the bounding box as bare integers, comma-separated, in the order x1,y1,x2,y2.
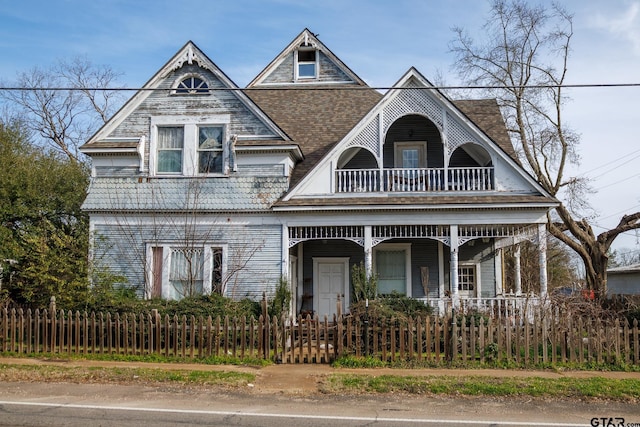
335,166,494,193
284,224,548,319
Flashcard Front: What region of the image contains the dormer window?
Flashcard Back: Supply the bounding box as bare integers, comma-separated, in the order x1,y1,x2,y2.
175,76,210,94
296,48,317,79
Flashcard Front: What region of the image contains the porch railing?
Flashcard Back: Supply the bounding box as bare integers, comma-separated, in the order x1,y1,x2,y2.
335,167,494,193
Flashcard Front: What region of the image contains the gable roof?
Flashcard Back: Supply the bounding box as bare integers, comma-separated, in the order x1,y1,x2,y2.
81,41,289,150
248,28,368,87
248,90,520,192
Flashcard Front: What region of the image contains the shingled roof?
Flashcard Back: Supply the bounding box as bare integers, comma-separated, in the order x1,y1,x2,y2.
453,98,519,163
248,88,519,191
246,87,383,187
273,193,556,209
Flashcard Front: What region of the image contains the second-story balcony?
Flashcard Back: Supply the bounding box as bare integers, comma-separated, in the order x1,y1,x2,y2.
335,167,495,193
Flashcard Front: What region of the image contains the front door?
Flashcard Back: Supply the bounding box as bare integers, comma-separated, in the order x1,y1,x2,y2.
313,258,349,318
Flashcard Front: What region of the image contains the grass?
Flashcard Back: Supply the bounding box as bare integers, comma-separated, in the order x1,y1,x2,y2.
322,374,640,401
0,363,255,388
331,354,640,372
1,351,271,367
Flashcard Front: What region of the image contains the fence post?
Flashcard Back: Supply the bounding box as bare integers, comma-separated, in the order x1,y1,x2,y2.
364,299,370,356
449,309,457,362
261,292,269,360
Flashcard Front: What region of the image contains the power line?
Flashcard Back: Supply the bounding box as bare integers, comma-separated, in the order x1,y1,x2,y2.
577,148,640,178
595,173,640,191
1,82,640,91
596,204,640,221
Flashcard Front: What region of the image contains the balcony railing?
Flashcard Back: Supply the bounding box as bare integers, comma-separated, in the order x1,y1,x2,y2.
335,167,494,193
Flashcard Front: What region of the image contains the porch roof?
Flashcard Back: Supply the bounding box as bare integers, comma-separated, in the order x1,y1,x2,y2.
82,176,290,212
273,193,558,210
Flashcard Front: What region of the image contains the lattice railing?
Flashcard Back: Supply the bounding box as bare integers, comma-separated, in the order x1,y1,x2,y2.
335,167,494,193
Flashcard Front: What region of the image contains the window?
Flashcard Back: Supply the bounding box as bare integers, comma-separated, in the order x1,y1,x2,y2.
297,48,317,79
157,127,184,173
198,126,223,174
175,76,209,94
394,141,427,168
373,243,412,296
147,244,226,300
150,116,230,176
458,264,477,297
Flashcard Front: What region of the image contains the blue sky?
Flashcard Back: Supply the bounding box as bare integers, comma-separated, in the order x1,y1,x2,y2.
1,0,639,255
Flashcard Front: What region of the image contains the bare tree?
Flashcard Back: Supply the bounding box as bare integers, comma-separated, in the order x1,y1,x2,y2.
96,177,265,300
0,56,124,162
450,0,640,295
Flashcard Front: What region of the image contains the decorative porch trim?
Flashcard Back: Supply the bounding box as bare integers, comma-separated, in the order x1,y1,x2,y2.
288,226,365,247
288,224,536,248
458,225,533,245
372,225,450,245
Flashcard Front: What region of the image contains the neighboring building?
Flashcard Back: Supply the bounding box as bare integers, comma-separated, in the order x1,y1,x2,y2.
607,264,640,296
80,29,558,317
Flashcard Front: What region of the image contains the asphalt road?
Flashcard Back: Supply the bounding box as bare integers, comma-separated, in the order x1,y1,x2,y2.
0,382,638,427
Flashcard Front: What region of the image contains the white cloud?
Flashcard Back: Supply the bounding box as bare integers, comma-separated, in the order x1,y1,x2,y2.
591,2,640,55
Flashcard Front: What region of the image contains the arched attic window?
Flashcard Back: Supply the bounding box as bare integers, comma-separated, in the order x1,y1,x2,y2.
173,75,210,94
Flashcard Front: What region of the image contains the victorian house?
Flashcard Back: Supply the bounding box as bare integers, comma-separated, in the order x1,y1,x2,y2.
80,29,558,317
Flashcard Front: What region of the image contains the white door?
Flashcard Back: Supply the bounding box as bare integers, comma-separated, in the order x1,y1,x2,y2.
313,258,349,318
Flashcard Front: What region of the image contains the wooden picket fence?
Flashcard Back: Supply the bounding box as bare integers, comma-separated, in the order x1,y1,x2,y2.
1,307,639,365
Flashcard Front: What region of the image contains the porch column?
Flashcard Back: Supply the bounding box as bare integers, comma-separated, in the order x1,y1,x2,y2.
450,225,459,302
364,226,373,279
538,223,548,298
494,248,504,296
281,224,290,280
514,243,522,296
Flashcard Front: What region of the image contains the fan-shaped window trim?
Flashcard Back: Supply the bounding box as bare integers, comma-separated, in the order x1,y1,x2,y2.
172,75,210,95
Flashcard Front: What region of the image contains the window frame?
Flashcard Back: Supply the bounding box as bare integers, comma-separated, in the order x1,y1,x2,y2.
373,243,412,296
295,48,318,80
457,262,480,297
197,125,225,174
146,242,228,300
394,141,427,169
156,126,184,174
149,115,230,176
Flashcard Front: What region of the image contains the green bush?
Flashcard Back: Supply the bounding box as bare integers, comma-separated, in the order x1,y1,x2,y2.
268,277,291,318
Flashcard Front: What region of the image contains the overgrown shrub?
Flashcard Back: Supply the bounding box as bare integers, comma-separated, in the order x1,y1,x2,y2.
350,292,433,322
351,262,377,303
268,277,291,319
